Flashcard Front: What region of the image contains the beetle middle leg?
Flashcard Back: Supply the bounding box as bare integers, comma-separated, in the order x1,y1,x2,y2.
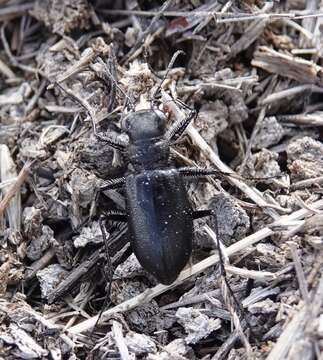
54,81,127,152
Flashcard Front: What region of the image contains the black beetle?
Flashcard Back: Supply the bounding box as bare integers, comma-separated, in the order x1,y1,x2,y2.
95,106,219,285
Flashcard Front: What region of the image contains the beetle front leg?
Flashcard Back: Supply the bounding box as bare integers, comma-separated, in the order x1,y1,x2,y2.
94,131,127,152
165,109,197,143
55,81,127,152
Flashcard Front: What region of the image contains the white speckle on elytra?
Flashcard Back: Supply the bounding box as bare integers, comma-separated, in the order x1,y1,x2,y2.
165,221,168,225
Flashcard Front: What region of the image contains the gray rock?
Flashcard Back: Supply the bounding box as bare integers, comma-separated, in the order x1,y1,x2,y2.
252,116,284,150
176,307,221,344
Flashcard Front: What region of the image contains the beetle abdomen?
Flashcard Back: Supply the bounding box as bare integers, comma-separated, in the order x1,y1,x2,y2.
125,169,193,284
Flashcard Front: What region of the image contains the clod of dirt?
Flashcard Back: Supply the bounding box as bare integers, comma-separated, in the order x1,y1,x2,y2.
175,307,221,344
287,136,323,162
248,299,279,314
125,331,157,355
148,339,194,360
110,279,164,333
252,116,284,150
195,101,229,149
31,0,92,34
255,243,287,267
22,207,43,238
69,169,99,227
210,193,250,245
78,137,125,178
126,301,161,334
119,61,155,100
19,138,47,160
243,149,281,180
36,264,68,299
114,253,153,281
26,225,55,260
287,136,323,180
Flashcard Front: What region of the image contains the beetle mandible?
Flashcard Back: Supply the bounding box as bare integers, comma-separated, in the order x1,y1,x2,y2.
96,104,219,285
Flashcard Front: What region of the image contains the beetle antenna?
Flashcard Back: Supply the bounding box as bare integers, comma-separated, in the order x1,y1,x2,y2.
152,50,185,103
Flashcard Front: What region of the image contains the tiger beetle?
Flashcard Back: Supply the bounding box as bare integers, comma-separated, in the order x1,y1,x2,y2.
95,105,220,285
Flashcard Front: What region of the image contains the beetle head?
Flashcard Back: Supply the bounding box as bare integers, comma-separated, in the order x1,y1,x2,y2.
121,110,166,142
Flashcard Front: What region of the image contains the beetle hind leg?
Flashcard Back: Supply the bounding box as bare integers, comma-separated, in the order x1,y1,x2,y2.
91,215,115,337
193,208,253,345
92,212,128,335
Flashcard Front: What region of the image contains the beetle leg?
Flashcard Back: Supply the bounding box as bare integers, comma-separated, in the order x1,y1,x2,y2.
105,210,128,222
99,215,114,282
179,167,221,178
93,179,126,220
91,216,115,337
94,131,127,152
165,109,197,142
192,209,223,271
192,209,214,219
193,209,254,339
100,177,126,191
55,81,127,152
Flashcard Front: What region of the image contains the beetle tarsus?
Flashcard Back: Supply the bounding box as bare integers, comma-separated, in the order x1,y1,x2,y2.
94,132,127,152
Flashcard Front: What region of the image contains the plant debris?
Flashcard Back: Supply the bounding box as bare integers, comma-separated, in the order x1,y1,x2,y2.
1,1,323,359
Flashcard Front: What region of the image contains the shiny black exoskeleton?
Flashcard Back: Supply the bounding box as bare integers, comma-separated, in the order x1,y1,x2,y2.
97,108,217,284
